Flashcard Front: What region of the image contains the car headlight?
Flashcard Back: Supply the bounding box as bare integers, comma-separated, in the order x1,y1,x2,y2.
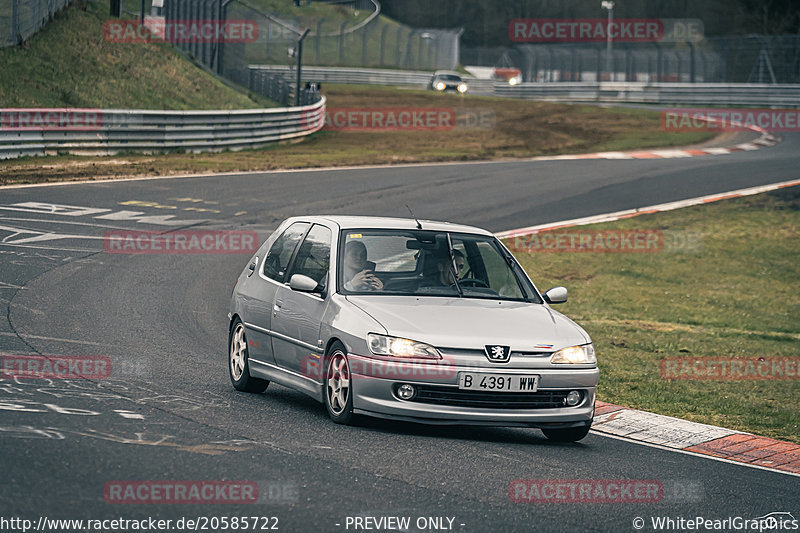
509,75,521,86
551,344,596,364
457,83,468,93
435,82,446,91
367,333,441,359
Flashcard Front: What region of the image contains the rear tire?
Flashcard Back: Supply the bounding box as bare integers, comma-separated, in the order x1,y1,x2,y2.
324,342,355,425
228,319,269,393
542,424,591,443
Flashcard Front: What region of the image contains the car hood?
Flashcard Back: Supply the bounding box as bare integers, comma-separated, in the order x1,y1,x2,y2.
345,295,589,351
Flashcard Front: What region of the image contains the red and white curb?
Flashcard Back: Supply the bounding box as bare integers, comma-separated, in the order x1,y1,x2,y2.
495,178,800,240
593,401,800,477
0,120,783,191
534,120,780,161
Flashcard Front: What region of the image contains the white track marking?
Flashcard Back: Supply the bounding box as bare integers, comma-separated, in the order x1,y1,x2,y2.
592,409,739,448
114,410,145,420
0,216,152,230
495,178,800,239
0,224,106,245
593,432,800,479
0,332,116,346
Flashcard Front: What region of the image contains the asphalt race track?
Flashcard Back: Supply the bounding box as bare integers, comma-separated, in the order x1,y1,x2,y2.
1,134,799,532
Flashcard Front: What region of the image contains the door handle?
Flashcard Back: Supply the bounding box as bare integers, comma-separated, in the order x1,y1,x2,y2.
273,302,281,317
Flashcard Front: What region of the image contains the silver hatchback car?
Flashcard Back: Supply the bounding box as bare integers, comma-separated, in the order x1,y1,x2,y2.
228,216,598,442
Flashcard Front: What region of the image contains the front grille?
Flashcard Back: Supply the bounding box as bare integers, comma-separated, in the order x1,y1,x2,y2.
408,385,578,409
438,349,551,358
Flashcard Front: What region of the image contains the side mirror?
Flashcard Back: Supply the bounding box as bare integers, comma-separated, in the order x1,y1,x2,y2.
289,274,319,293
247,256,259,277
543,286,567,304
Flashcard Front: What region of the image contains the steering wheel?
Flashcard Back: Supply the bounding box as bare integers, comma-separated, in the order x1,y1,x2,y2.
451,278,489,288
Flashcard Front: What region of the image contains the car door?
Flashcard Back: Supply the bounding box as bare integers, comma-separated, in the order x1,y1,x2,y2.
241,221,310,366
270,223,332,378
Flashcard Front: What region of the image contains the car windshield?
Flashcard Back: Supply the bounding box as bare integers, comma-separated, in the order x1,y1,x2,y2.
338,229,540,302
436,75,462,82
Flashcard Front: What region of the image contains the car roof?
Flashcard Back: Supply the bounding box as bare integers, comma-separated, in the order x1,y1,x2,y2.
433,71,463,78
287,215,493,236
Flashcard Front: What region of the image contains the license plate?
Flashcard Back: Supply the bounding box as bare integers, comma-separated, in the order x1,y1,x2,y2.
457,373,539,392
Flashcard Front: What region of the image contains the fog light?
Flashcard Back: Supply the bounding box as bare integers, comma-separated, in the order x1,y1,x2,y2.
565,390,582,406
397,384,416,400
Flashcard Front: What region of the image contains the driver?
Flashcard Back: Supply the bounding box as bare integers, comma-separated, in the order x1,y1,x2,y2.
423,249,465,287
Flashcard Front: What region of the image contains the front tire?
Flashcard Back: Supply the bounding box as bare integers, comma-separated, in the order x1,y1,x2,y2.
324,342,355,424
228,319,269,393
542,423,591,443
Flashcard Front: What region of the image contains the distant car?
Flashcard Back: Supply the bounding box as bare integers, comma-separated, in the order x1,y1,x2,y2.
494,67,523,86
429,71,468,93
228,216,598,442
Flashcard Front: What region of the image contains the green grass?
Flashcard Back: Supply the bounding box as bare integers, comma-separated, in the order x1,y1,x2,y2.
505,186,800,443
231,13,419,69
0,0,273,109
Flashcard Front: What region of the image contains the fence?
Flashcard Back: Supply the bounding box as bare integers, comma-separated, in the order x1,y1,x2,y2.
494,82,800,106
160,0,460,79
1,0,76,47
464,35,800,85
0,97,326,159
247,65,432,87
228,68,322,107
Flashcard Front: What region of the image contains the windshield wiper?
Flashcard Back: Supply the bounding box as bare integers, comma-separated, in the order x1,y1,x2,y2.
446,233,463,297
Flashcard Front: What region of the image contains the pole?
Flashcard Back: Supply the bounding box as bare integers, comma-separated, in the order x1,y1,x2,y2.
295,29,310,106
602,1,614,81
12,0,19,45
606,5,613,80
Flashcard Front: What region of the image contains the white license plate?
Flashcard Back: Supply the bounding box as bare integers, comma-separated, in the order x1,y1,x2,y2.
457,373,539,392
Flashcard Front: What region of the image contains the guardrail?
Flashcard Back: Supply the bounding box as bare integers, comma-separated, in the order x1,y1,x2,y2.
250,65,434,87
495,82,800,106
247,65,498,92
247,66,800,106
0,97,326,160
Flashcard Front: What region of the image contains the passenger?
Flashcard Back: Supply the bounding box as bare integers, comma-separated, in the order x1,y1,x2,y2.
343,240,383,291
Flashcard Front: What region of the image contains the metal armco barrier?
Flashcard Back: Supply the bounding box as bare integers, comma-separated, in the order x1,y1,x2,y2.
494,82,800,106
247,65,498,93
248,66,800,106
0,98,326,159
250,65,437,87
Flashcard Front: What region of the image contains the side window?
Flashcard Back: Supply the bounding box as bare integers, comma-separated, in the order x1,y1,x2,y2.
287,225,332,289
263,222,310,282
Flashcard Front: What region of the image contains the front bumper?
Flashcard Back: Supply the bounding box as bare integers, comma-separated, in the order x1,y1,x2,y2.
348,354,598,427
